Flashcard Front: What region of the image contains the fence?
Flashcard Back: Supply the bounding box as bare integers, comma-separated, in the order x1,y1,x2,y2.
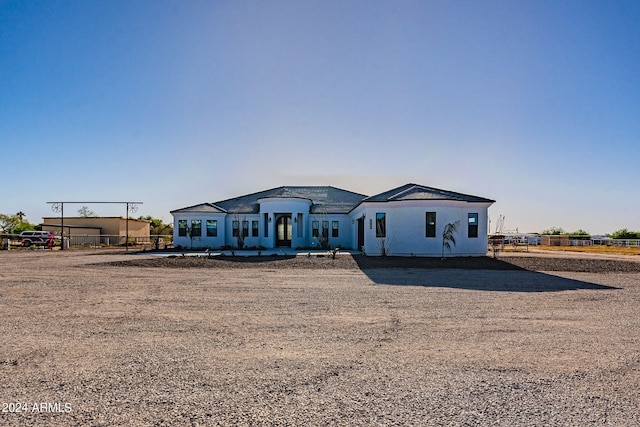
566,238,640,247
609,239,640,247
1,234,173,250
489,236,531,253
488,236,640,250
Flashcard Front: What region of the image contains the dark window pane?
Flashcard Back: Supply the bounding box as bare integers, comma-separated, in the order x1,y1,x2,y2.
178,220,187,237
191,220,202,237
264,214,269,237
426,212,436,238
376,213,386,238
468,213,478,238
206,220,217,237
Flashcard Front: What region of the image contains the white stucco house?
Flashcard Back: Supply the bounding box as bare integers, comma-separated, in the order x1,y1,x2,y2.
170,184,495,257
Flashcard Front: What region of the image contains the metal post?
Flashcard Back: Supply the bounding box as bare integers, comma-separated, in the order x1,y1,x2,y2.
126,202,129,252
47,201,141,251
61,203,64,251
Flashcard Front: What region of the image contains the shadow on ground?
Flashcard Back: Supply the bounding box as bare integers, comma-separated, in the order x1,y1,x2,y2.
108,253,628,292
357,266,619,292
352,256,628,292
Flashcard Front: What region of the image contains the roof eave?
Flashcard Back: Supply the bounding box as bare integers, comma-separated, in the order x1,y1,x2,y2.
170,203,227,214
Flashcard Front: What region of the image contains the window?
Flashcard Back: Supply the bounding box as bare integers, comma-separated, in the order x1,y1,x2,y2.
232,220,239,237
242,220,249,237
322,221,329,238
332,221,339,238
178,220,188,237
252,220,259,237
264,213,269,237
468,213,478,238
312,221,319,238
191,220,202,237
426,212,436,238
376,213,386,238
297,213,303,237
206,220,218,237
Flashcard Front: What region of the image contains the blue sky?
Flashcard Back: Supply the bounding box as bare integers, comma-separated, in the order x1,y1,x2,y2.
2,0,639,234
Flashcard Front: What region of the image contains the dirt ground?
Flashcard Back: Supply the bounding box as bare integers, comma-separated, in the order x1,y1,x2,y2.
1,250,639,426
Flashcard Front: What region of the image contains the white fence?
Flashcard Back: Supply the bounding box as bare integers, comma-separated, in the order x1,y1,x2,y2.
609,239,640,247
489,236,640,250
563,238,640,247
2,234,172,250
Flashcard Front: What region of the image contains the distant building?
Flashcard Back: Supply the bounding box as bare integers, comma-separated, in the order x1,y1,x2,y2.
170,184,495,257
41,217,150,245
540,235,570,246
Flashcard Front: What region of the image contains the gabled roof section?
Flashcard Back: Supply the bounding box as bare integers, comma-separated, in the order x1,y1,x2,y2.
363,183,495,204
215,186,368,214
170,203,227,214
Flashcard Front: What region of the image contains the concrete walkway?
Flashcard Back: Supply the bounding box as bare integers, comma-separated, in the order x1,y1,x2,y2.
136,248,361,258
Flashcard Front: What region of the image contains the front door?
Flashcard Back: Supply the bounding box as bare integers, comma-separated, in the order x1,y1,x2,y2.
275,214,292,247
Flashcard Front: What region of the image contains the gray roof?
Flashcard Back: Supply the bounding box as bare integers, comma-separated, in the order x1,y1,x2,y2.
172,184,494,216
362,183,495,204
214,186,368,214
170,203,227,214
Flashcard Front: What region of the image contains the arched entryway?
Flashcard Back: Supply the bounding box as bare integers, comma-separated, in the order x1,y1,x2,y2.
275,214,292,247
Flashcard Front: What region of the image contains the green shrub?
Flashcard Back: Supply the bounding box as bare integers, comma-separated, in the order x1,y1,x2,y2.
610,229,640,239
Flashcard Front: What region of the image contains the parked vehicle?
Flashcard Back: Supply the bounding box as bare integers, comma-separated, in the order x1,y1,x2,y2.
19,231,54,247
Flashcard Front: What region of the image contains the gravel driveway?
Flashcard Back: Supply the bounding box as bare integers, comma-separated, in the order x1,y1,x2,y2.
1,250,639,426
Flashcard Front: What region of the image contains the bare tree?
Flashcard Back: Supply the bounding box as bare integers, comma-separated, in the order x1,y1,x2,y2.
376,234,398,257
183,220,202,250
312,209,331,250
154,223,172,250
316,221,330,250
233,214,247,249
186,224,193,249
78,206,97,217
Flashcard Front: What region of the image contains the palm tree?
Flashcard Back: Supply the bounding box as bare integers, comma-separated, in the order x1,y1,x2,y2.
441,220,460,260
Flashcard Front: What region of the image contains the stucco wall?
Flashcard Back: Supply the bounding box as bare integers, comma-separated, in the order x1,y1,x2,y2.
224,214,261,248
173,213,226,249
258,198,313,249
354,200,491,257
307,214,352,249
